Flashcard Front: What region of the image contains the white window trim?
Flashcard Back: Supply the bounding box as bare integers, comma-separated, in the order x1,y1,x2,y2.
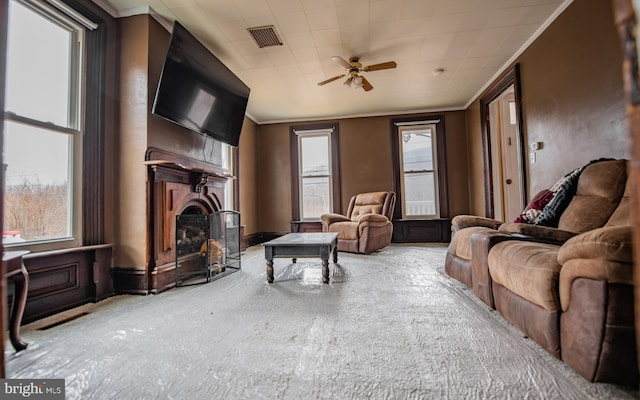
398,123,440,219
296,128,333,221
4,0,85,251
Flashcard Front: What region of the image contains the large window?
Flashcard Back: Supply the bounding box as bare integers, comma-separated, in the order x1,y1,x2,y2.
290,124,341,221
393,119,448,219
221,142,236,210
298,131,332,219
3,0,85,248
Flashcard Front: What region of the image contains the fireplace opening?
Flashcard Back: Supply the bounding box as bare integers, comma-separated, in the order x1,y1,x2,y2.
176,206,208,258
175,206,241,286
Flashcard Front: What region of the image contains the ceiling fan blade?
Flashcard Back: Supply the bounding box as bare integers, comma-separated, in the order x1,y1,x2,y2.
363,61,397,72
317,74,345,86
330,55,351,69
361,76,373,91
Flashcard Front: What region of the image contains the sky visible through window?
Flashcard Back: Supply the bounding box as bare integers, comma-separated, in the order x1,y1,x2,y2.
3,1,76,242
5,1,72,187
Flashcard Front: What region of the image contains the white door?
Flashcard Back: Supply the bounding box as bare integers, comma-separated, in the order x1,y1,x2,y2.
489,86,523,222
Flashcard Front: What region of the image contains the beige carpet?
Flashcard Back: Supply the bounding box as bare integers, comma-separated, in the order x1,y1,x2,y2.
6,244,638,399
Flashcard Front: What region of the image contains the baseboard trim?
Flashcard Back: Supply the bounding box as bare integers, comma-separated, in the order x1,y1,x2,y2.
244,232,287,247
113,268,149,295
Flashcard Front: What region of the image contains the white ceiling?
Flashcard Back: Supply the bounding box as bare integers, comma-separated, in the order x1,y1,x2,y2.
93,0,570,124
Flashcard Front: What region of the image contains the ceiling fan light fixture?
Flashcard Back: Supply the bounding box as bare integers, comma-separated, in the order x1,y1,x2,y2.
318,55,397,92
352,76,363,89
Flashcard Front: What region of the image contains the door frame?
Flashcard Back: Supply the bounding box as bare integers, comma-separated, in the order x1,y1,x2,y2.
479,64,527,218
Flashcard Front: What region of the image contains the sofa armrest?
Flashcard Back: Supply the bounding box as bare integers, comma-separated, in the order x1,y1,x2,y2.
356,213,389,223
321,213,351,226
558,226,633,311
469,230,520,308
558,226,633,265
498,222,577,244
451,215,502,232
357,213,391,236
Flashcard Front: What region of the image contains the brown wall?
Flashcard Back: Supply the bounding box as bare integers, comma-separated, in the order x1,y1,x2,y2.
464,101,485,216
238,117,258,236
251,111,470,233
146,18,223,165
116,15,150,268
116,15,229,269
443,111,470,217
255,123,294,233
465,0,627,215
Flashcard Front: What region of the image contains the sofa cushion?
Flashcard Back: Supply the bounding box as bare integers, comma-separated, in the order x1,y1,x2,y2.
327,221,359,240
488,241,562,311
449,226,494,260
350,192,387,221
557,159,627,233
605,178,631,227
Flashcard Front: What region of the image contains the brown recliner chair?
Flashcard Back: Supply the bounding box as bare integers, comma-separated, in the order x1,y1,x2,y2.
321,191,395,253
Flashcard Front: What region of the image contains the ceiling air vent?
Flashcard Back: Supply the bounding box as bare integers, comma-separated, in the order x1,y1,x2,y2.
247,25,283,48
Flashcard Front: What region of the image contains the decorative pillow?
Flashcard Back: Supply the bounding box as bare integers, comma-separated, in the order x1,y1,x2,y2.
514,190,554,224
536,167,582,227
512,159,616,227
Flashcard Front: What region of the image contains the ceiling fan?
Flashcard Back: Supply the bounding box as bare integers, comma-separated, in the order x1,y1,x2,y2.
317,56,397,92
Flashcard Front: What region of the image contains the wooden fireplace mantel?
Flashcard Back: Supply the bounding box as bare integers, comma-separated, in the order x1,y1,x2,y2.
145,147,233,179
144,148,231,294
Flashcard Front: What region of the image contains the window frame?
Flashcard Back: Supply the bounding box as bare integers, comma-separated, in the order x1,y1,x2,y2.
3,0,109,250
221,142,239,211
290,123,341,221
391,116,449,220
397,123,440,219
3,0,85,251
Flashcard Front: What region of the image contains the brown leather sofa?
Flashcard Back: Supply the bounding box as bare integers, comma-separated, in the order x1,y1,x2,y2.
446,159,638,386
445,188,548,292
321,191,395,253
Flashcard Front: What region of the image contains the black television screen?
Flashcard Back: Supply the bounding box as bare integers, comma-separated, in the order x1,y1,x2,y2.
152,21,250,147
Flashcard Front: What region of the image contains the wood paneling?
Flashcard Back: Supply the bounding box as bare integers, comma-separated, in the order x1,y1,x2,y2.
290,221,323,233
21,245,113,324
113,148,227,294
391,219,451,243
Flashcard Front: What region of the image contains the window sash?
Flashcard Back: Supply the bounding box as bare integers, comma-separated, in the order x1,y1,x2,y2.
297,132,333,220
398,124,439,219
3,0,84,250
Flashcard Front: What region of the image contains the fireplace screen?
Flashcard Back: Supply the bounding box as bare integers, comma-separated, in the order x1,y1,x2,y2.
175,209,241,286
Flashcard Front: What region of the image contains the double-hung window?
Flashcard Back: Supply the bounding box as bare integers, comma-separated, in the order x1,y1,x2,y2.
3,0,85,248
290,124,341,221
397,122,440,218
221,142,236,210
297,130,332,219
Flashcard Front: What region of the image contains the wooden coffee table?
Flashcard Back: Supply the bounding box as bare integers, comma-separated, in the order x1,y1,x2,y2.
263,233,338,284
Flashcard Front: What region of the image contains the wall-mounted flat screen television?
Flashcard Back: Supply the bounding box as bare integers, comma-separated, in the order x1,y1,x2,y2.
152,21,250,147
